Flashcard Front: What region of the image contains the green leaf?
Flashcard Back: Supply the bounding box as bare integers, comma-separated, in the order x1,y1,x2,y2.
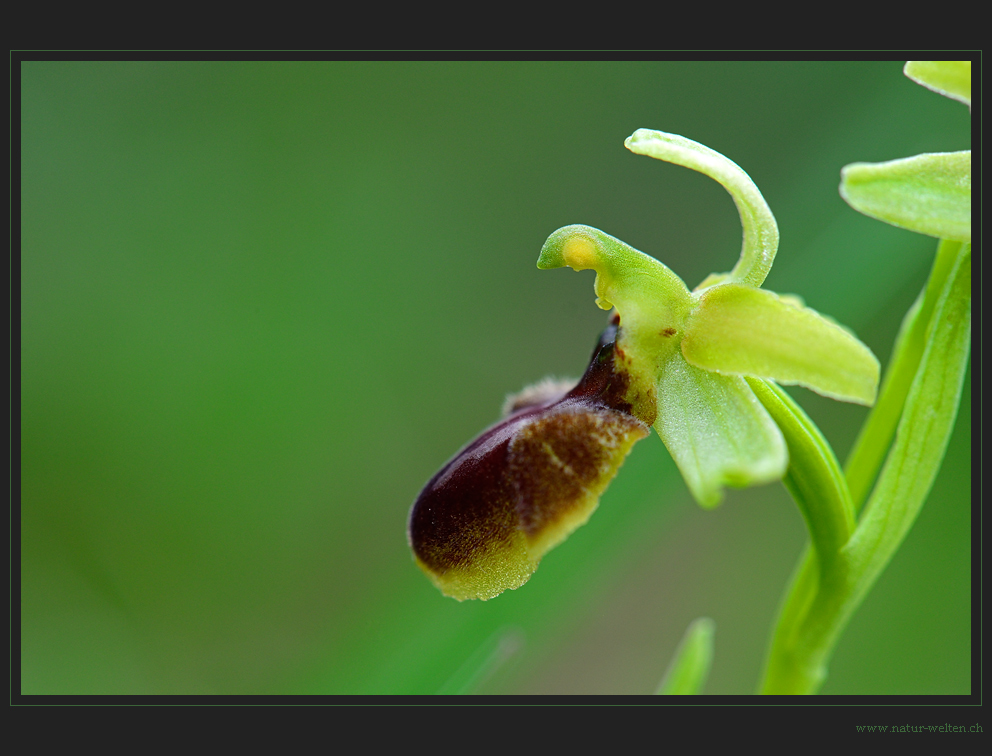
844,239,964,510
840,151,971,242
747,378,855,559
654,352,787,507
759,243,971,695
624,129,780,289
656,618,715,695
904,60,971,107
845,244,971,591
682,283,880,405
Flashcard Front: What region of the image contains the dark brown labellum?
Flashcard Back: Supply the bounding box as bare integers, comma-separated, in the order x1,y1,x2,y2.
408,318,649,600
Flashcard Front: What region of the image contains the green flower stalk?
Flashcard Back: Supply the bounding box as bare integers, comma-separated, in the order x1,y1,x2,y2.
841,61,971,513
758,60,972,694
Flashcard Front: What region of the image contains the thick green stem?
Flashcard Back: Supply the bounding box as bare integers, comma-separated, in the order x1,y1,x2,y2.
747,379,854,561
749,380,853,694
844,239,963,510
843,244,970,614
756,545,819,692
758,242,970,694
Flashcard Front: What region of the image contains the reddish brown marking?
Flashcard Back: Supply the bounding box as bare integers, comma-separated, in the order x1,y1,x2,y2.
662,327,677,337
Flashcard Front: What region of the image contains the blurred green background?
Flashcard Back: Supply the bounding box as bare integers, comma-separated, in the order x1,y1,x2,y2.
21,60,970,695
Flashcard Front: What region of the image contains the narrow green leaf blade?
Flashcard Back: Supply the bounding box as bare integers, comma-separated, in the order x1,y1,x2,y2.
656,618,715,695
747,378,855,559
654,352,787,508
846,245,971,588
844,239,964,511
840,151,971,242
682,284,880,405
904,61,971,106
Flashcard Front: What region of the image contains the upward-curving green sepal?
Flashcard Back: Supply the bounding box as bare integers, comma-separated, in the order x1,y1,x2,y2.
624,129,779,289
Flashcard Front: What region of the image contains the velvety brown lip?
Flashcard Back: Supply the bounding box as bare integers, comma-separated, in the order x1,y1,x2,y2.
408,318,649,600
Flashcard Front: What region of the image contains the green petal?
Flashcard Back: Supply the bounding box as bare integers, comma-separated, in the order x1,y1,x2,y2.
682,283,880,405
840,151,971,242
624,129,779,289
654,352,787,508
904,61,971,107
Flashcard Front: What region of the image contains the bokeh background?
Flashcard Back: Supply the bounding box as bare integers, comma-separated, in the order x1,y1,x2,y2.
20,60,971,695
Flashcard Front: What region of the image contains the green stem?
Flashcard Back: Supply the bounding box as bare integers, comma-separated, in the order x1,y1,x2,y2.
842,243,970,620
758,242,970,694
756,545,819,692
748,380,853,694
844,239,963,510
747,379,854,560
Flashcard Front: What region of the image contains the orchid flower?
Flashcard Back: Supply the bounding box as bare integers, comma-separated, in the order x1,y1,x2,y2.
409,130,879,601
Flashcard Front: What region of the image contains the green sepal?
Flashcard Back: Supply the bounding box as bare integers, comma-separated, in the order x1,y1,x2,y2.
682,283,880,406
840,151,971,242
654,351,787,508
904,60,971,107
624,129,779,289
